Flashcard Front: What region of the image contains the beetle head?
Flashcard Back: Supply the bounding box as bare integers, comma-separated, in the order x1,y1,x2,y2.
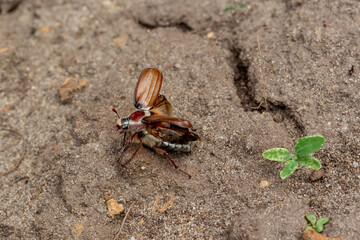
117,117,129,130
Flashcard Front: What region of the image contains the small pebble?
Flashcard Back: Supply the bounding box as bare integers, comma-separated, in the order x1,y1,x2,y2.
141,166,146,170
207,32,214,38
353,161,358,167
309,169,324,181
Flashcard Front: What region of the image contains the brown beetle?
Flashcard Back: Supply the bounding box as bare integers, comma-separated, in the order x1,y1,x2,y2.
113,68,200,178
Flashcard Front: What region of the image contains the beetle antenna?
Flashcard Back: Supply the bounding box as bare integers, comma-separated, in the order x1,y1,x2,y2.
112,108,120,118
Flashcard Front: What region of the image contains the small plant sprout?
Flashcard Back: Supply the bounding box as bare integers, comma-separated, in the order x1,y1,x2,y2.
224,4,246,12
305,213,329,233
262,135,325,179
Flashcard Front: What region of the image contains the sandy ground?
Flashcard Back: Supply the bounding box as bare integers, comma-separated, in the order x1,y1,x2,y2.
1,0,359,239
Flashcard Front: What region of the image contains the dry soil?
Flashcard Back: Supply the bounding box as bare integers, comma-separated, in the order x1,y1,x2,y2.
1,0,359,239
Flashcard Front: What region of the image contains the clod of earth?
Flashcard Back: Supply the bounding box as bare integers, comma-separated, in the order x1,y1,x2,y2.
302,230,344,240
58,78,88,103
106,198,124,217
113,34,128,48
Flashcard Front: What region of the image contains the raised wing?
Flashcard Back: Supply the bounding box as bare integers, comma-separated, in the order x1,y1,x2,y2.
142,115,193,129
150,95,173,116
134,68,163,110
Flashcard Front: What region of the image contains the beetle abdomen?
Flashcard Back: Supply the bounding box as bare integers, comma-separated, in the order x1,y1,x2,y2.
161,141,192,152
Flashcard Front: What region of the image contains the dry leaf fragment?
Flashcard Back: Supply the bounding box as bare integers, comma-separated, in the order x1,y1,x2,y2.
40,26,50,34
302,230,344,240
0,48,8,54
104,194,112,201
73,224,84,237
58,78,88,103
158,193,175,213
151,195,161,215
259,180,269,188
152,194,175,215
107,199,124,217
2,106,9,113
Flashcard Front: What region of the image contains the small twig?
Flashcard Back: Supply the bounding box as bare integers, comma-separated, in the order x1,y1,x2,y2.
113,202,135,240
0,129,27,177
213,30,228,46
250,100,264,110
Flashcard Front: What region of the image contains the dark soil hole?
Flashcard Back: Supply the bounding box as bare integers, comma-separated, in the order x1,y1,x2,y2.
171,22,193,32
137,20,192,32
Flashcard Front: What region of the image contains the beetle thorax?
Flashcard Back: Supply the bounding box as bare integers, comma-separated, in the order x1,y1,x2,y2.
117,110,150,131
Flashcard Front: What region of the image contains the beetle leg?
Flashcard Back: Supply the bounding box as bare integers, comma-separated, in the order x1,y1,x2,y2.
154,147,192,179
117,131,127,152
120,135,142,168
122,131,127,147
119,132,137,154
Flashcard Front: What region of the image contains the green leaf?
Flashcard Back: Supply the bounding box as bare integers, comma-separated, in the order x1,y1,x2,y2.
305,214,317,227
280,160,298,179
262,148,293,162
305,226,314,231
298,156,322,170
295,135,325,156
224,4,246,11
315,217,329,233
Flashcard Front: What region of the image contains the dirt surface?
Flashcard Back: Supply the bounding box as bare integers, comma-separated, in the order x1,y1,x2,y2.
1,0,359,239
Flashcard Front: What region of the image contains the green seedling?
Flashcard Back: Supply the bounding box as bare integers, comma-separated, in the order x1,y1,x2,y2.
304,213,329,233
224,4,246,11
262,135,325,179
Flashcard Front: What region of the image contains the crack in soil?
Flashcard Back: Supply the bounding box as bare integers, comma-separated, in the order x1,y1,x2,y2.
55,174,74,214
137,19,192,32
230,47,305,137
0,0,22,14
